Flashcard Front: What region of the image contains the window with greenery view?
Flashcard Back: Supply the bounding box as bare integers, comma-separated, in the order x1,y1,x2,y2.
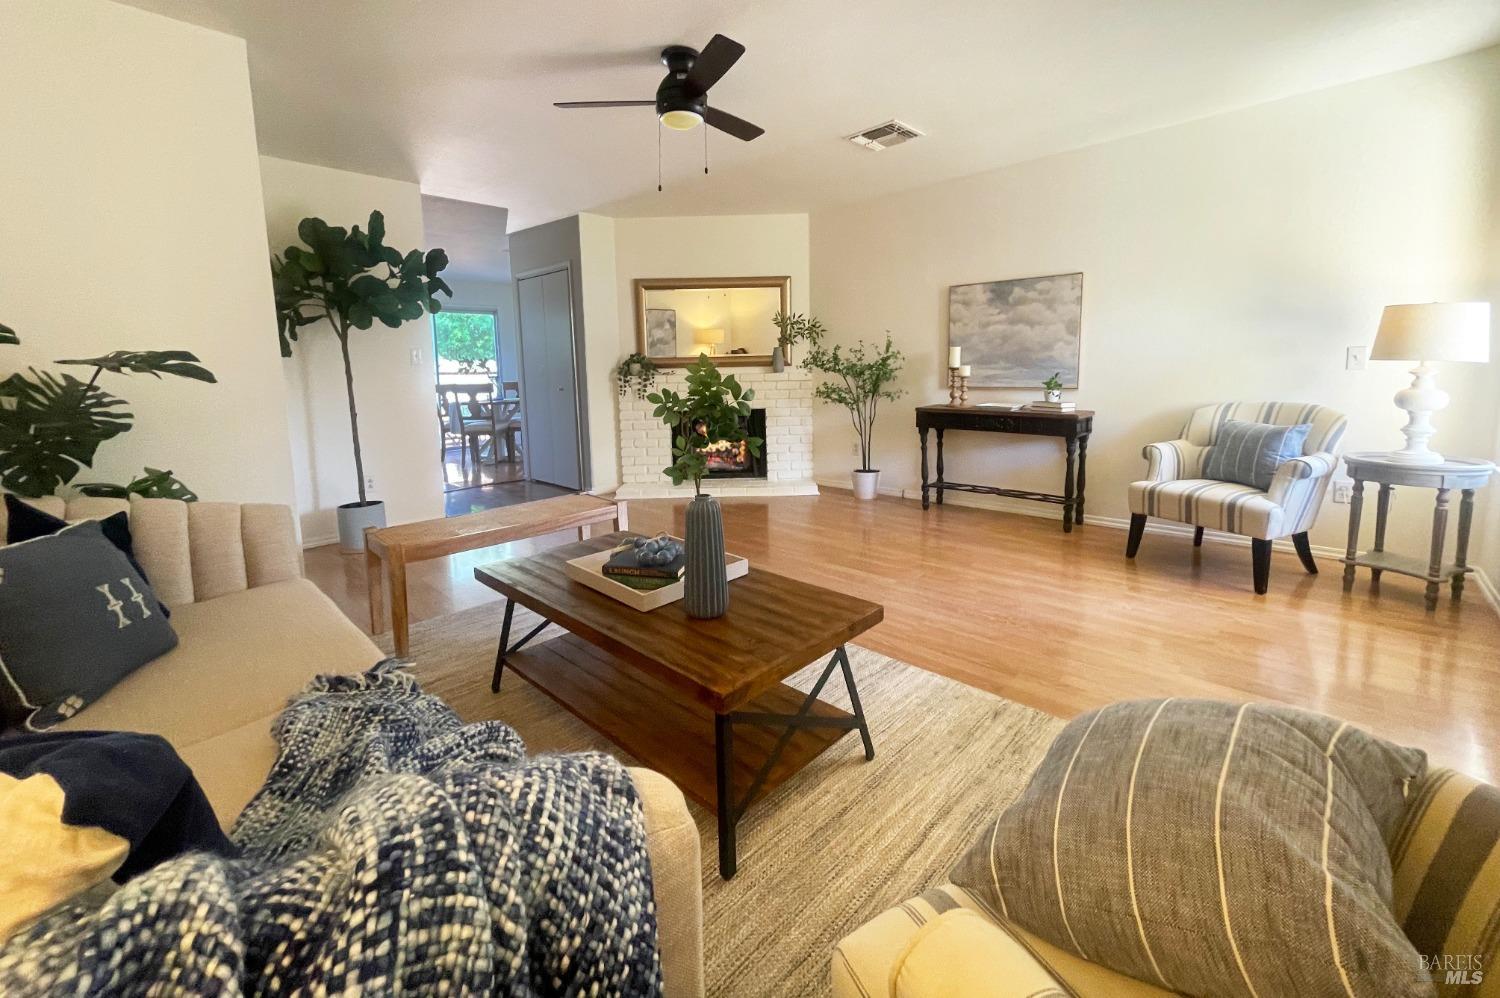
433,311,498,377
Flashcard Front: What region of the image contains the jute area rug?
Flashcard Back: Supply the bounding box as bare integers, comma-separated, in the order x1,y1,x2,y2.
380,602,1064,997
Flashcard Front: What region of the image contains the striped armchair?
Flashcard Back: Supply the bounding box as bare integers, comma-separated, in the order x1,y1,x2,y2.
1126,402,1348,594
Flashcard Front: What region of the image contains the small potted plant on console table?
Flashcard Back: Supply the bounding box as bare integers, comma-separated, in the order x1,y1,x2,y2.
803,333,905,500
645,356,761,618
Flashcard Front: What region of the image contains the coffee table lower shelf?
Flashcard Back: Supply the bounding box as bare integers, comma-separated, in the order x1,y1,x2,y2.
500,631,871,878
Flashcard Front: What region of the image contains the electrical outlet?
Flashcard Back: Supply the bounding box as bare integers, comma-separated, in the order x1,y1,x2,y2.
410,347,422,367
365,476,376,493
1345,345,1367,371
1332,482,1352,504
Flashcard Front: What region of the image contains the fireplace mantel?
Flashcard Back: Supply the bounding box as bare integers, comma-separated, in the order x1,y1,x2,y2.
614,366,819,499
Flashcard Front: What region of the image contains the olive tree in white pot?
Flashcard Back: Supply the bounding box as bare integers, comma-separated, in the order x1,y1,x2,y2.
803,333,905,500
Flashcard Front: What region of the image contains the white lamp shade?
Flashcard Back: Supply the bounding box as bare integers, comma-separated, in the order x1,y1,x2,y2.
694,328,726,345
1370,302,1490,363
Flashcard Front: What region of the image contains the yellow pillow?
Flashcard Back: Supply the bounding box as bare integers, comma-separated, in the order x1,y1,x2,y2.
890,908,1067,998
0,772,127,943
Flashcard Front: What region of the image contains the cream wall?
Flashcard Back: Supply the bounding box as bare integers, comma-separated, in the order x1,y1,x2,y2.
260,156,443,544
611,215,812,356
0,0,295,509
811,47,1500,588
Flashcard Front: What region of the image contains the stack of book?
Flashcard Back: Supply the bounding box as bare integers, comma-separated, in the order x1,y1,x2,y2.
1026,400,1077,412
601,542,686,592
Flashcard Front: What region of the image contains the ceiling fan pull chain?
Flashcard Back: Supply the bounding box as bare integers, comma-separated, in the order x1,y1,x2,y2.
657,119,663,192
704,104,710,175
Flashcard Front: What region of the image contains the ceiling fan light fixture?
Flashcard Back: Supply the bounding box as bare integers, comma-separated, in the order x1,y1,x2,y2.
660,108,702,131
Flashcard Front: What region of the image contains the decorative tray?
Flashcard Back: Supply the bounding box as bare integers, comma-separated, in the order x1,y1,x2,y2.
564,536,748,611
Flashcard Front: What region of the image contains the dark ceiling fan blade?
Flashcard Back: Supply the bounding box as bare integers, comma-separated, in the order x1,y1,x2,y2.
685,34,745,93
704,106,764,141
554,100,655,108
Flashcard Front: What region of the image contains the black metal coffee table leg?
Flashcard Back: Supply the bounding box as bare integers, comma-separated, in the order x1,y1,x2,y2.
714,714,736,878
490,598,551,693
712,644,874,879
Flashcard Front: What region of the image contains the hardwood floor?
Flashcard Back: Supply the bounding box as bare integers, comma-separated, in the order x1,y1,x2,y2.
305,492,1500,782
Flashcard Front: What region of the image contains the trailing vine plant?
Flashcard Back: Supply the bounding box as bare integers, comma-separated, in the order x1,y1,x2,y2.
617,352,658,400
0,321,216,500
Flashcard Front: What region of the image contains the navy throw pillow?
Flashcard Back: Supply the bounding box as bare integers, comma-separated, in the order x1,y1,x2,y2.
0,520,178,730
4,494,167,616
1202,420,1313,491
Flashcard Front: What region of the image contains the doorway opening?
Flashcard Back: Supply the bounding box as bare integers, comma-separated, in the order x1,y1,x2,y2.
433,309,523,493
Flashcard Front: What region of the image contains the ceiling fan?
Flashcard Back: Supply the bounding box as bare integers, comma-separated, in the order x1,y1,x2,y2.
554,34,765,141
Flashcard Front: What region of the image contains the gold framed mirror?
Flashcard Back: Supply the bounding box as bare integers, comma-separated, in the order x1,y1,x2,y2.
633,276,791,367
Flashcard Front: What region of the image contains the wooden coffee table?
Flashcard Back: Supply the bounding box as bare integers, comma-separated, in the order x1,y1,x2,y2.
474,532,883,878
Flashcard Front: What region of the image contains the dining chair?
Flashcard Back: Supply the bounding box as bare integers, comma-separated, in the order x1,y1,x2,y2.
437,382,501,482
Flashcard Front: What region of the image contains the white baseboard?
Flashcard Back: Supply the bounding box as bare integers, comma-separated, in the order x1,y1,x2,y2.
301,532,338,550
814,476,1500,616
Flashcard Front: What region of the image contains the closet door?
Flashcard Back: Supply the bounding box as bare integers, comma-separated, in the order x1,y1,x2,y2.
516,268,582,490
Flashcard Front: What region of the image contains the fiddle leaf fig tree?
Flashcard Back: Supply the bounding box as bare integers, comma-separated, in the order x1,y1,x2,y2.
0,324,215,499
271,210,452,505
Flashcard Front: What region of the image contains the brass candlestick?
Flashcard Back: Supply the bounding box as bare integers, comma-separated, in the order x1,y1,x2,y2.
948,367,961,405
958,374,970,407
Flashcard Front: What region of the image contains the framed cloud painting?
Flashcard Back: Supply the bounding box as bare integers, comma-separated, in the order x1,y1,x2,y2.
947,273,1083,388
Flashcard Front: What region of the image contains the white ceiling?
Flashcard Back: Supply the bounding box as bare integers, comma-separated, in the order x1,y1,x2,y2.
121,0,1500,232
422,195,511,282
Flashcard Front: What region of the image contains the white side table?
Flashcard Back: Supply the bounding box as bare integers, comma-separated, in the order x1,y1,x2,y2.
1341,452,1496,611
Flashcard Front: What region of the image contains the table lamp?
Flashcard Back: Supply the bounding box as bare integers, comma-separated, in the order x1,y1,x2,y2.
1369,302,1490,465
694,328,725,356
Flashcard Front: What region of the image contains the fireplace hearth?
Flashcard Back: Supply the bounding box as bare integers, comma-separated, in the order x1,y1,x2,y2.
676,408,768,479
617,366,816,499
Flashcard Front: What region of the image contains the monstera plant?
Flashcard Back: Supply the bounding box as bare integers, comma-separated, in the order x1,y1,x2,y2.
0,322,216,500
270,211,450,546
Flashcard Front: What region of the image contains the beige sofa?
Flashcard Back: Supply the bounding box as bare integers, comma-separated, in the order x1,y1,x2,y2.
3,496,704,996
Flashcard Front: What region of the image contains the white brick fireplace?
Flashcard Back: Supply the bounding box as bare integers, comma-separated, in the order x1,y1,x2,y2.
615,367,819,499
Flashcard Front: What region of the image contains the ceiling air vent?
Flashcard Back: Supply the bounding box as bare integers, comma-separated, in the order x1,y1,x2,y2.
845,119,924,151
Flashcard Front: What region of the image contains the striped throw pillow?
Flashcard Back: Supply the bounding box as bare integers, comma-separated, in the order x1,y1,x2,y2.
952,699,1432,998
1202,419,1312,491
1390,769,1500,996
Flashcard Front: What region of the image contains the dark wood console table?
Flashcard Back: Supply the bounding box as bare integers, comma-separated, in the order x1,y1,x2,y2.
915,405,1095,532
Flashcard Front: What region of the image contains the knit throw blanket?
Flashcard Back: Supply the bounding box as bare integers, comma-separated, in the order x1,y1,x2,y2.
0,662,662,996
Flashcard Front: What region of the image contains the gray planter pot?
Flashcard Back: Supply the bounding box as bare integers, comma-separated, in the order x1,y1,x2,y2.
337,500,386,553
684,493,728,619
771,346,786,373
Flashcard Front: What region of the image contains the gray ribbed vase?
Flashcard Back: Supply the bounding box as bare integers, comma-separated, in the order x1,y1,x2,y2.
684,493,728,619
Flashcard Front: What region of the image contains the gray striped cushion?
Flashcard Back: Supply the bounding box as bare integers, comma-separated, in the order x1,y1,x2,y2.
1202,419,1312,491
952,699,1432,998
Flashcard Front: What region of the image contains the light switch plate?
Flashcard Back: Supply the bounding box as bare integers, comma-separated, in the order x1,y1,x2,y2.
1345,345,1367,371
1332,482,1352,504
410,347,422,366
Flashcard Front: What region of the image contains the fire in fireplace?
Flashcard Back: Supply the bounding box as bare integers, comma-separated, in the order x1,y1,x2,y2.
674,408,767,480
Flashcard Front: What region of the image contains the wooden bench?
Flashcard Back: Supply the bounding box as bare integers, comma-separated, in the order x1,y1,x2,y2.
365,493,628,656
